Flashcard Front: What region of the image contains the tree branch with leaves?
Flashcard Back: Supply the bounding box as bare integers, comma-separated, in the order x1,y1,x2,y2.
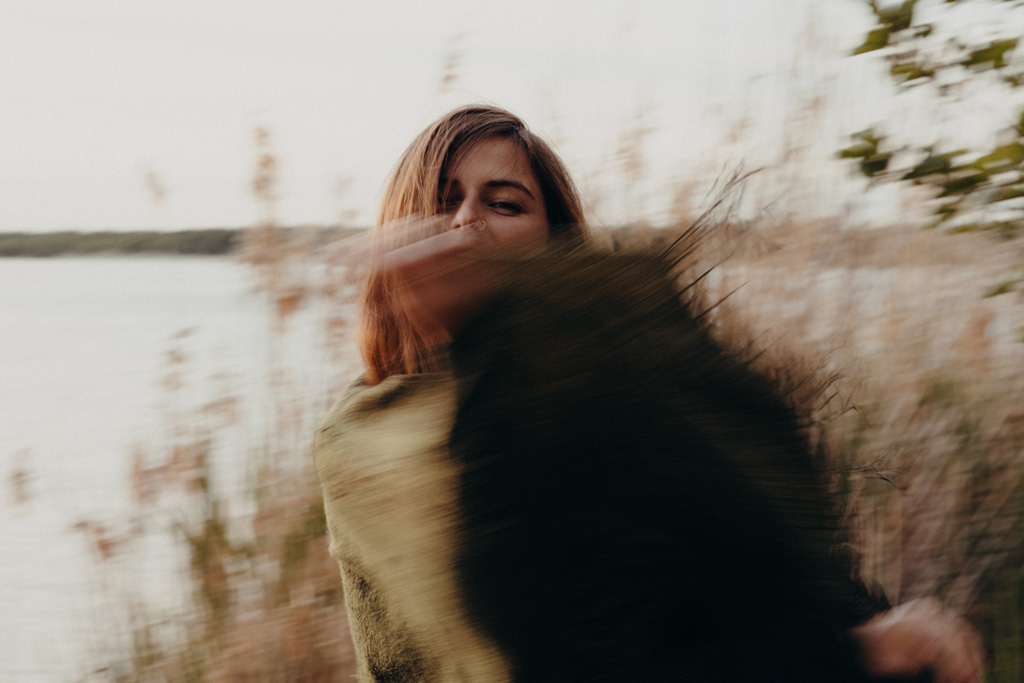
841,0,1024,237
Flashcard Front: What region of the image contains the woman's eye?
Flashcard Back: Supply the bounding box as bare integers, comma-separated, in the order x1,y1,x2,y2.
490,201,523,214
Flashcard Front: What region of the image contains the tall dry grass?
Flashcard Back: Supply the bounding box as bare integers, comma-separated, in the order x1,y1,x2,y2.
71,129,361,683
699,219,1024,681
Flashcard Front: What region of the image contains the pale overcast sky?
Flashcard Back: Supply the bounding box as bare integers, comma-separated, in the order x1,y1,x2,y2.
0,0,965,231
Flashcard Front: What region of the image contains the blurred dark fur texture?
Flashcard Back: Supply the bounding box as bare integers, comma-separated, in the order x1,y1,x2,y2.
448,250,883,682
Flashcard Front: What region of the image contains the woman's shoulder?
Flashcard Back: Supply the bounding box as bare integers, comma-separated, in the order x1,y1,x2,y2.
313,371,458,468
317,371,454,430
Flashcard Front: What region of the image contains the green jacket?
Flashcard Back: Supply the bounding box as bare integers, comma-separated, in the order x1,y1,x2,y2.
315,371,511,682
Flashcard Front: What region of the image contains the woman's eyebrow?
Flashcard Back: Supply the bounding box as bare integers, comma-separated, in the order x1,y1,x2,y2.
484,180,535,200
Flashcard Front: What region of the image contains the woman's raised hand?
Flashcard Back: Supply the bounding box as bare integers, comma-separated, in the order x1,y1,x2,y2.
378,215,504,345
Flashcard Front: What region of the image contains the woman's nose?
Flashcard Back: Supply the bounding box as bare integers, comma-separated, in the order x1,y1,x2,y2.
450,197,482,230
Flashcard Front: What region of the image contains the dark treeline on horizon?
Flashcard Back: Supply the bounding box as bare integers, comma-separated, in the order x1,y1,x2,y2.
0,227,369,257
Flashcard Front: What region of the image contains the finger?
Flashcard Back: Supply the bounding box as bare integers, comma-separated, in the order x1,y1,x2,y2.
376,214,450,252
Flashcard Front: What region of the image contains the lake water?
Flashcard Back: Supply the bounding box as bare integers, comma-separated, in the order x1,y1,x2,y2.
0,256,350,682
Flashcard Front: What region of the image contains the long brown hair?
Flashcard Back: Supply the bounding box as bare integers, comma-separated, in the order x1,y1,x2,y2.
358,105,589,384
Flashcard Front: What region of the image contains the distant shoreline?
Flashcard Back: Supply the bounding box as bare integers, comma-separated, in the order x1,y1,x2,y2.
0,228,367,257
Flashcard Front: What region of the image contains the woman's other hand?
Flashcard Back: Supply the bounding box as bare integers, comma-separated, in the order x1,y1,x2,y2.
851,598,986,683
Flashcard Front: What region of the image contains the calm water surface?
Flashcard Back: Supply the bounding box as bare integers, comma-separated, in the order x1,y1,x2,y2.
0,257,338,682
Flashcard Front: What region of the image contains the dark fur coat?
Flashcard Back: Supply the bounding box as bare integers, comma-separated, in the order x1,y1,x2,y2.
446,250,883,682
316,248,887,682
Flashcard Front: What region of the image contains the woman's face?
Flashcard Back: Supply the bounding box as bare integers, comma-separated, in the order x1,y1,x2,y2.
439,137,549,248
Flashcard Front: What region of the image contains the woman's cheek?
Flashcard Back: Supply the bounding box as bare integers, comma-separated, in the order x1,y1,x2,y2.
492,218,549,248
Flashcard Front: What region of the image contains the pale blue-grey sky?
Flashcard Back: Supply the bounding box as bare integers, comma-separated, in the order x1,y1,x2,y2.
1,0,982,232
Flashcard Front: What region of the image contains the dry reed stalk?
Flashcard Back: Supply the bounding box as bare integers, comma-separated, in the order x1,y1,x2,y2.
8,447,33,507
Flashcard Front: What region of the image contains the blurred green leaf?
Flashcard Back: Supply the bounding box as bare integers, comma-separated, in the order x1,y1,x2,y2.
890,59,934,82
950,220,1023,236
877,0,917,32
856,27,892,54
840,141,879,159
993,183,1024,201
974,143,1024,173
939,170,988,197
862,153,894,177
903,150,967,180
839,129,892,177
963,38,1019,70
935,203,960,223
983,277,1023,297
1003,73,1024,87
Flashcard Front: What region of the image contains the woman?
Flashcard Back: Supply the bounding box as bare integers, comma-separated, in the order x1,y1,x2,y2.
314,105,983,682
